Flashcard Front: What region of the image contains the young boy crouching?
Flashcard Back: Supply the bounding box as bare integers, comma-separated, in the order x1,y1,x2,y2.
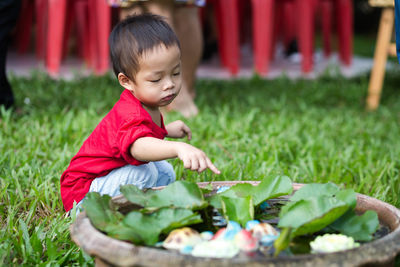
60,14,220,213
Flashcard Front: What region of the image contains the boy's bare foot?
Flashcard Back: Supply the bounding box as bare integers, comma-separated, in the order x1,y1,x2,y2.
168,88,198,118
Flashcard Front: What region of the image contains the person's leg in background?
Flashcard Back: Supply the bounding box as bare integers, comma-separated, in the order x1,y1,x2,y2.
0,0,21,109
395,0,400,63
119,2,145,20
145,0,175,25
168,4,202,117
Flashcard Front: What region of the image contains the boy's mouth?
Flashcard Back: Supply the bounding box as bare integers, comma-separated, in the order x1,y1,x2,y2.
162,94,176,102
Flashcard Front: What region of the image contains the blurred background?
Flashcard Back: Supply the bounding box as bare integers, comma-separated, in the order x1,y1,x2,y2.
5,0,386,80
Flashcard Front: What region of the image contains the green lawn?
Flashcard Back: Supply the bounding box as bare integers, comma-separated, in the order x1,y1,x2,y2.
1,69,400,265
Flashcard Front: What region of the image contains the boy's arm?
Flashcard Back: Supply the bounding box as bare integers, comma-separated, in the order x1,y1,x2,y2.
130,137,220,174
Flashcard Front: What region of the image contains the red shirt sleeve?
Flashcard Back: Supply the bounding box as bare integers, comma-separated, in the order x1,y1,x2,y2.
116,116,158,165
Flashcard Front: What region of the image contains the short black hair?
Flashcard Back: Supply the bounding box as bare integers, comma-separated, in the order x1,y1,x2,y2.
109,13,181,81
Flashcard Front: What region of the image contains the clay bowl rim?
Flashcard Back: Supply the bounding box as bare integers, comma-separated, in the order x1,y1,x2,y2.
70,181,400,266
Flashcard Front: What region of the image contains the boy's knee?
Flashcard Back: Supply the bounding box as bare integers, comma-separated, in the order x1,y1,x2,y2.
134,163,159,189
154,161,176,186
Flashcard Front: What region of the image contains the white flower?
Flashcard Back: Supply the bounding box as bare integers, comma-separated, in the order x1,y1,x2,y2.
310,234,360,253
191,240,239,258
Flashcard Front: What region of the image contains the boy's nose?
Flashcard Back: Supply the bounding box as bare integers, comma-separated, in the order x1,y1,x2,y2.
163,79,175,90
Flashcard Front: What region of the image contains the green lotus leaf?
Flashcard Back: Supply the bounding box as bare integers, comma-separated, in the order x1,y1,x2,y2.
120,181,207,210
209,175,292,209
208,183,254,209
335,188,357,209
278,195,349,236
274,185,368,255
82,193,143,242
329,210,379,241
220,195,254,227
289,182,340,202
82,192,123,232
280,182,357,215
122,207,202,245
252,175,293,205
105,223,143,243
273,227,292,257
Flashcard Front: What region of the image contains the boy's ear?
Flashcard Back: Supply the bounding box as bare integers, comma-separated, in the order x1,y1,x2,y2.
118,73,134,91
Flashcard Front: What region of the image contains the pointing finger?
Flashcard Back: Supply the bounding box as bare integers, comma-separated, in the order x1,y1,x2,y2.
206,158,220,175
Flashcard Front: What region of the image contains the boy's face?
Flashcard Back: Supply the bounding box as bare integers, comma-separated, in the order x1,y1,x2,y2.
119,44,182,110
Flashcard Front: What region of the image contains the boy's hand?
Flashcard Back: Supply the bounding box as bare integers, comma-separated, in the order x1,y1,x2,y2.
176,142,220,175
166,120,192,140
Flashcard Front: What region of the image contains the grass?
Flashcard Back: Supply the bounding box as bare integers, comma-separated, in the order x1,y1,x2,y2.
1,67,400,265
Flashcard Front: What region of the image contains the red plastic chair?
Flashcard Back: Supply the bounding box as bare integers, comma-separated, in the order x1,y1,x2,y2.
251,0,315,74
209,0,240,75
306,0,353,67
252,0,353,74
251,0,275,75
15,0,111,76
14,0,45,58
296,0,316,73
15,0,34,55
46,0,111,75
75,0,91,64
207,0,277,75
320,0,333,58
298,0,353,71
335,0,353,66
88,0,111,74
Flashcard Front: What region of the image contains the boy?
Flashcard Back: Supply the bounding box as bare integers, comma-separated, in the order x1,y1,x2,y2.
60,14,220,212
108,0,206,118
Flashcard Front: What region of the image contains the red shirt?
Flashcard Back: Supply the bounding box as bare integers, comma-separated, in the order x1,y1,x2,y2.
60,89,167,211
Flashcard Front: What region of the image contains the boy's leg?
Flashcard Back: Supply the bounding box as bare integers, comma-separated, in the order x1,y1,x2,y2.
153,160,176,186
75,161,175,213
89,163,159,196
74,163,158,215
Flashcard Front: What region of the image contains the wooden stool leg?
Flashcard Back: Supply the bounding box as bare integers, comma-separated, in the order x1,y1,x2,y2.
366,8,394,111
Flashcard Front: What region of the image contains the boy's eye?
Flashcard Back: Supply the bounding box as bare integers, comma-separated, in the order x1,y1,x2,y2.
173,72,181,76
149,78,161,83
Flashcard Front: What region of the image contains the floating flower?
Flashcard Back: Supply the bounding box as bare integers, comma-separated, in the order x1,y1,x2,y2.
251,222,278,239
250,222,279,247
259,234,279,247
225,221,242,239
245,220,260,231
213,221,242,241
310,234,360,254
200,231,214,241
234,229,259,252
162,227,203,250
191,239,239,258
212,227,227,240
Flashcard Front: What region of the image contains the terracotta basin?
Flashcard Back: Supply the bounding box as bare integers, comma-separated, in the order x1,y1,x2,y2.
70,182,400,267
